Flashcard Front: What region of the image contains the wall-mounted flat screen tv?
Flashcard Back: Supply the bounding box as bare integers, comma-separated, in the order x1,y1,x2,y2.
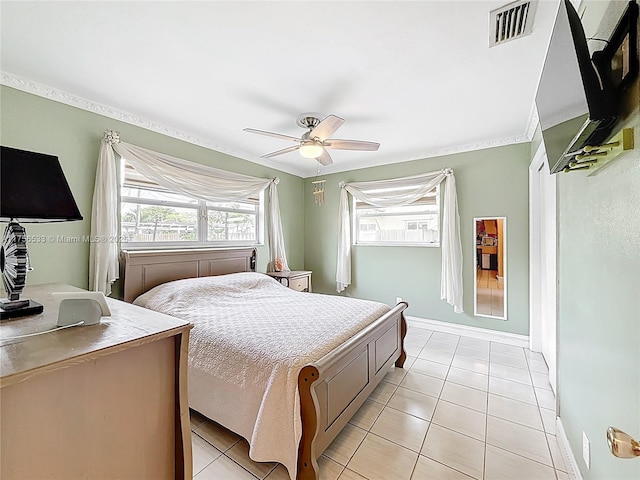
535,0,617,173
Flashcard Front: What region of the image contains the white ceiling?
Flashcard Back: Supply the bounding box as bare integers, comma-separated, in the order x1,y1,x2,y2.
0,1,559,178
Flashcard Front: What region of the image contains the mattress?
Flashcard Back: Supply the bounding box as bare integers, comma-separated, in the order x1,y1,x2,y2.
134,272,390,479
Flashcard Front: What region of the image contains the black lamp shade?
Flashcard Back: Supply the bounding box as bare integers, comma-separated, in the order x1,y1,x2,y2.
0,146,83,222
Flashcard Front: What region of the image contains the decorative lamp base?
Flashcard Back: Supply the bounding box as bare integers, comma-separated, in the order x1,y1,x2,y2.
0,299,44,320
0,298,30,309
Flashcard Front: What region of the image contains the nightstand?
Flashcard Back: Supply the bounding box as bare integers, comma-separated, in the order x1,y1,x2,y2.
267,270,312,292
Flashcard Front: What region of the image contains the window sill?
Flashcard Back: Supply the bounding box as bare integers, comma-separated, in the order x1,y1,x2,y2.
354,243,440,248
121,242,264,251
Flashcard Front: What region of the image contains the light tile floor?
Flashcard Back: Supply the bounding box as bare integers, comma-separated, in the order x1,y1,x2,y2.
191,325,569,480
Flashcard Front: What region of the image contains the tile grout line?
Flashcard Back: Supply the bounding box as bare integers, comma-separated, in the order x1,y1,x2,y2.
338,422,378,478
409,333,442,479
482,340,495,480
191,330,563,480
409,332,438,480
526,350,561,480
409,332,459,480
475,344,559,478
340,372,400,477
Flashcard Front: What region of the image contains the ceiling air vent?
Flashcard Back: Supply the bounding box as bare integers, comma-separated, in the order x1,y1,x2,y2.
489,0,537,47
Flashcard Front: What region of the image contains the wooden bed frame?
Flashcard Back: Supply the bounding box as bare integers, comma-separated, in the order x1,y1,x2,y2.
121,247,407,480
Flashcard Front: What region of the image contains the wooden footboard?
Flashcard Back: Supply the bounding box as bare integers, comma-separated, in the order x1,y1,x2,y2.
121,248,408,480
297,302,408,480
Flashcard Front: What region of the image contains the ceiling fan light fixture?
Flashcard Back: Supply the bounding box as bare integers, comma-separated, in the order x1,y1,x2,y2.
299,142,324,159
245,114,376,167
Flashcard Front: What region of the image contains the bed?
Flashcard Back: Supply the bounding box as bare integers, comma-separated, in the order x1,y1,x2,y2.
121,247,407,480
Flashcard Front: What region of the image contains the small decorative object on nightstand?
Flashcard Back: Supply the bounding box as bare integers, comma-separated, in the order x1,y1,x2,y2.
0,283,193,479
267,270,312,292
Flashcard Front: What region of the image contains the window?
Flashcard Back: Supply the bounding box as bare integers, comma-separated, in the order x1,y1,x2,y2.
354,186,440,246
120,161,263,247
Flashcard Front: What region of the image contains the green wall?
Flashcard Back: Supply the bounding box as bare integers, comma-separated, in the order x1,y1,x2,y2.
1,85,530,338
555,1,640,478
303,143,531,336
0,86,305,294
557,139,640,480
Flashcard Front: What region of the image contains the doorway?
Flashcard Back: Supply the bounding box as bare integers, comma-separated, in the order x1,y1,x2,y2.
530,144,557,395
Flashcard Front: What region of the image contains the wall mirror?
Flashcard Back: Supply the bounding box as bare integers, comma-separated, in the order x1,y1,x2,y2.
474,217,507,320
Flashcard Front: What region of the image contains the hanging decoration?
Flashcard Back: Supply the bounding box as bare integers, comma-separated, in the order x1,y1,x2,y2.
312,180,326,206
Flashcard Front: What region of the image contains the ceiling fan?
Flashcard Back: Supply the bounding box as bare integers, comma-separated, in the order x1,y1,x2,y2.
243,113,379,166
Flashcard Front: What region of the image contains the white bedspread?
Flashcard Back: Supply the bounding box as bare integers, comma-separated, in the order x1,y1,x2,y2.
134,272,390,479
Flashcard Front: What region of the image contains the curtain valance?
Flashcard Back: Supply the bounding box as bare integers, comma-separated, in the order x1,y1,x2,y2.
336,169,463,313
89,130,289,296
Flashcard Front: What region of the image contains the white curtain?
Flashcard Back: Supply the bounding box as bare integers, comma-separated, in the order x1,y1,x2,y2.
336,169,463,313
89,130,289,296
89,134,120,296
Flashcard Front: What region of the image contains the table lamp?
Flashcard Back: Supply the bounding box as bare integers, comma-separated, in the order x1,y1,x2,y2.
0,146,83,320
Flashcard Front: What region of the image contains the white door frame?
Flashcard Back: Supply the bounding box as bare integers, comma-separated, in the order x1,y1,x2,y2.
529,142,558,395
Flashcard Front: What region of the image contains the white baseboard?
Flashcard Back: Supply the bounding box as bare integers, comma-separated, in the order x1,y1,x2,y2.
556,416,583,480
406,315,529,348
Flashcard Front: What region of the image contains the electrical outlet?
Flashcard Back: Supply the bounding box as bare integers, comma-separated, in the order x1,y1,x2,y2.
582,431,590,469
396,297,403,304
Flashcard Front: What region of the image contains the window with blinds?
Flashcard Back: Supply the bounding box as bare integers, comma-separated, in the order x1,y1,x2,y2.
354,186,440,246
120,161,263,247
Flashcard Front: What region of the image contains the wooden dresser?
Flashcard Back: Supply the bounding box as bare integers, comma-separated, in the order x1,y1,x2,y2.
0,283,193,480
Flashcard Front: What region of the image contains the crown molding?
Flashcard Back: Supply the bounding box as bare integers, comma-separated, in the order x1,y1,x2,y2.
0,71,307,178
314,106,539,178
311,132,532,178
405,132,532,160
525,103,540,140
2,71,537,179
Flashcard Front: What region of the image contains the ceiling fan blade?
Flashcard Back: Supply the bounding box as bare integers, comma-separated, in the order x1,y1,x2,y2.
316,149,333,166
261,145,300,159
243,128,300,142
309,115,345,141
324,139,380,151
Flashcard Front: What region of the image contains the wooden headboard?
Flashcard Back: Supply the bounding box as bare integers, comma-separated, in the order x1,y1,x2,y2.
121,247,257,302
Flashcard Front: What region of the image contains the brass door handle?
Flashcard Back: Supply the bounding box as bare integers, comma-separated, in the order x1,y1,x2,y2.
607,427,640,458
